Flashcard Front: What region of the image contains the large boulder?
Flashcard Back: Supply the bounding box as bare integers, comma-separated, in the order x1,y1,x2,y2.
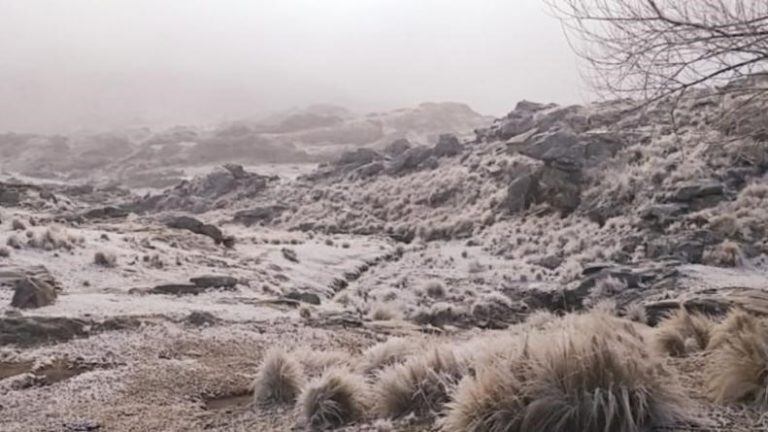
383,138,411,156
669,180,726,210
334,148,382,168
388,146,433,175
500,173,539,213
0,189,20,207
166,215,233,246
190,275,238,289
11,277,57,309
432,134,463,157
233,205,287,226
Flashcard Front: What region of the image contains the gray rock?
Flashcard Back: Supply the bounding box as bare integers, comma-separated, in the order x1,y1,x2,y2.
82,206,129,220
353,161,384,178
500,173,538,213
190,275,238,289
0,316,140,347
233,205,287,226
388,146,433,175
640,203,689,227
166,215,230,246
285,291,321,305
334,148,382,167
432,134,463,157
281,248,299,263
0,265,59,289
0,189,20,207
185,311,220,327
537,165,582,215
383,138,411,156
150,284,206,295
534,255,563,270
669,180,726,210
11,277,57,309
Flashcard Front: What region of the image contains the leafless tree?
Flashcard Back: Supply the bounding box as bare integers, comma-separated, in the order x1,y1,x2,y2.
549,0,768,102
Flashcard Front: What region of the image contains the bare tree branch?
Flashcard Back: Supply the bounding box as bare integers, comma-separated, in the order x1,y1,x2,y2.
547,0,768,102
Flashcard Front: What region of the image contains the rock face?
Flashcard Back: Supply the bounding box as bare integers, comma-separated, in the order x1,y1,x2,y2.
11,277,57,309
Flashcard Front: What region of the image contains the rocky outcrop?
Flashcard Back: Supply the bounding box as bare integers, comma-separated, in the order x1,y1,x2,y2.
165,216,234,247
190,275,238,289
233,205,287,226
133,165,276,214
11,277,57,309
432,134,463,157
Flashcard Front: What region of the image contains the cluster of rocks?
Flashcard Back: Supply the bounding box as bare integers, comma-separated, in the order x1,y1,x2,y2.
307,133,465,181
132,164,277,213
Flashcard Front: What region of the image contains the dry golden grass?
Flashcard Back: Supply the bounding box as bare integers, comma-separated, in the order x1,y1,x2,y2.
441,312,690,432
299,368,368,430
655,308,715,356
252,349,305,405
707,308,761,351
705,309,768,406
373,346,466,419
357,338,419,377
623,302,648,325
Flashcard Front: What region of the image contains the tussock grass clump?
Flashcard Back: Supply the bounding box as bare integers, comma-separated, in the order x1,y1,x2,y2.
706,308,761,351
410,302,467,327
94,251,117,267
706,328,768,406
373,346,466,419
253,349,304,405
26,227,84,251
424,280,446,298
357,338,418,377
654,308,715,356
590,298,618,316
441,313,689,432
524,309,556,330
586,276,627,307
369,303,403,322
705,310,768,406
623,302,648,324
471,292,514,322
299,368,368,429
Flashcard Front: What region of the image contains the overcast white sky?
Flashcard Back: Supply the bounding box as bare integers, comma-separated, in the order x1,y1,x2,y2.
0,0,587,132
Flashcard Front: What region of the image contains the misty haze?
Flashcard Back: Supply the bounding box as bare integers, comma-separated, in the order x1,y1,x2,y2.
2,1,768,431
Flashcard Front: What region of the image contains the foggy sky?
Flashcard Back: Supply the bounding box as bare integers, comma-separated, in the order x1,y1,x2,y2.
0,0,586,133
